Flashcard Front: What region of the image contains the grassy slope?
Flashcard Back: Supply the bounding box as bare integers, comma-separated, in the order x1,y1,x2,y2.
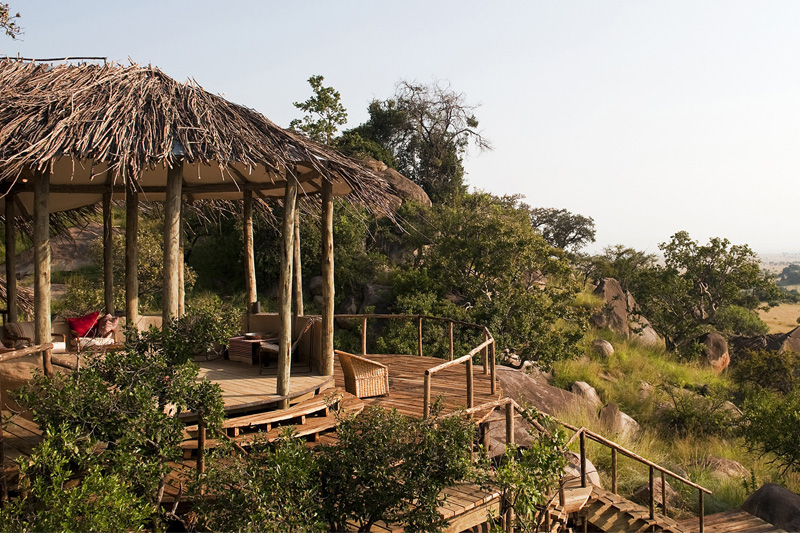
550,334,800,516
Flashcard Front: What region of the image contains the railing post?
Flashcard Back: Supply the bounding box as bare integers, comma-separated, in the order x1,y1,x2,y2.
480,422,489,458
197,411,206,495
417,316,423,357
448,321,454,361
423,372,431,419
361,316,368,355
611,448,617,494
490,340,496,396
482,329,489,375
505,402,514,445
0,411,7,506
661,470,667,517
580,431,586,488
649,465,655,520
466,358,474,409
699,490,705,533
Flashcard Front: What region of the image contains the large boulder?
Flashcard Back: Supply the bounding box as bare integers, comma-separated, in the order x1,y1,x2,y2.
694,456,749,482
741,483,800,532
633,478,680,508
571,381,603,411
360,284,392,314
564,451,602,488
598,403,640,439
697,331,730,374
590,278,663,347
591,338,614,358
362,157,431,209
496,366,598,419
731,326,800,362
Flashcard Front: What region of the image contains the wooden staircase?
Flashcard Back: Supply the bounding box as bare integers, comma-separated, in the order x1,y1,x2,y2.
577,484,693,532
180,387,363,456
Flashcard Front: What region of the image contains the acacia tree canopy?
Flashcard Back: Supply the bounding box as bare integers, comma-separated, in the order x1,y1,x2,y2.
342,80,490,202
529,207,596,252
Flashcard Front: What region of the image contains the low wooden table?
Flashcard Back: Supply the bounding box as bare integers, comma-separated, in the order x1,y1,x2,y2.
228,335,277,366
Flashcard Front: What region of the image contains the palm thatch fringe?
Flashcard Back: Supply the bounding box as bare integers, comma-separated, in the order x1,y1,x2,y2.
0,276,34,317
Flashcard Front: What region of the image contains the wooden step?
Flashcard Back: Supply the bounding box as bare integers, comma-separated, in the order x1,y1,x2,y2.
181,391,364,456
185,387,347,436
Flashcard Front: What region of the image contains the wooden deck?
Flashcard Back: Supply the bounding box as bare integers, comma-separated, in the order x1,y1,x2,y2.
1,411,43,490
681,509,785,532
334,353,501,418
195,359,333,415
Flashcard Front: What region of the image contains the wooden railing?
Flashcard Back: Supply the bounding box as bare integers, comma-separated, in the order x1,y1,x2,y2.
0,342,55,505
334,314,496,418
559,422,711,532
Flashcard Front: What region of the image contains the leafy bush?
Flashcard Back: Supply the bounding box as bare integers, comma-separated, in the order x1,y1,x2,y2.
195,431,325,532
656,384,738,437
731,349,800,394
740,388,800,474
318,404,475,532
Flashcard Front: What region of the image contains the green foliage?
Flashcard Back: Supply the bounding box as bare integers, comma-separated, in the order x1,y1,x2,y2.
629,232,779,352
529,207,596,252
290,74,348,145
0,425,151,533
345,80,490,202
585,245,658,292
318,405,475,532
779,264,800,286
714,305,770,337
741,388,800,474
477,409,567,532
14,338,223,512
383,193,588,368
195,430,325,532
731,349,800,395
656,384,738,437
55,213,196,316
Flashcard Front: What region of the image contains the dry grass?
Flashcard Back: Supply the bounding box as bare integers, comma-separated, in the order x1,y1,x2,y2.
758,303,800,333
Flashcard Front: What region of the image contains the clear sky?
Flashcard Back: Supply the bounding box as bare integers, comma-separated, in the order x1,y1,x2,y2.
4,1,799,254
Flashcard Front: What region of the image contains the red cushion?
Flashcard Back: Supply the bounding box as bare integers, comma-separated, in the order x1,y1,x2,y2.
66,311,100,337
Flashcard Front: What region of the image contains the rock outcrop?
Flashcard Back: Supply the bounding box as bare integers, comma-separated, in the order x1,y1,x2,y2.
730,326,800,361
598,403,640,439
570,381,603,411
591,338,614,358
741,483,800,532
633,479,679,508
697,331,730,373
590,278,663,347
694,456,749,482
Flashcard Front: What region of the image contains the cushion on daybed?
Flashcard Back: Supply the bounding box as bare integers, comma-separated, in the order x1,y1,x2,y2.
66,311,100,337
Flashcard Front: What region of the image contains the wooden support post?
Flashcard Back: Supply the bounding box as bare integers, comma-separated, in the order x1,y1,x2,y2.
580,431,587,488
505,506,514,533
103,191,115,315
125,187,139,327
178,201,185,316
162,162,183,323
505,402,514,444
5,195,16,323
480,422,489,457
661,470,667,516
42,347,53,377
448,321,454,361
361,316,367,355
466,358,474,409
490,341,496,395
483,329,489,375
197,414,206,476
293,199,303,317
277,176,298,405
423,372,431,419
611,448,618,494
243,190,258,324
417,316,423,357
699,490,704,533
33,171,51,347
649,465,655,520
320,180,334,377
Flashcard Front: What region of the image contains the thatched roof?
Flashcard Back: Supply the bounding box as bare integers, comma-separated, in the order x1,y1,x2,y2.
0,59,395,215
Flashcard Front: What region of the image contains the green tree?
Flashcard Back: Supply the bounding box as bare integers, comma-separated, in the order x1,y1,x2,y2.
290,74,348,145
629,232,780,351
318,405,475,532
529,207,596,252
779,264,800,286
379,193,588,368
741,388,800,475
342,80,490,202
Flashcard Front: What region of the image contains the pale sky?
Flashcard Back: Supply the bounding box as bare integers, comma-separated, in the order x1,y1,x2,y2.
4,1,799,254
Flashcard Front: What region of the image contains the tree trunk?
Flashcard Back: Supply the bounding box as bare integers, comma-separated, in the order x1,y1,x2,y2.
33,171,51,345
293,198,303,318
125,187,139,327
243,190,257,321
277,176,298,406
320,180,335,376
103,191,115,315
162,162,182,323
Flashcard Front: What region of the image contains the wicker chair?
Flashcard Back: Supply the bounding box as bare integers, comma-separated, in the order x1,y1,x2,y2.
336,350,389,399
